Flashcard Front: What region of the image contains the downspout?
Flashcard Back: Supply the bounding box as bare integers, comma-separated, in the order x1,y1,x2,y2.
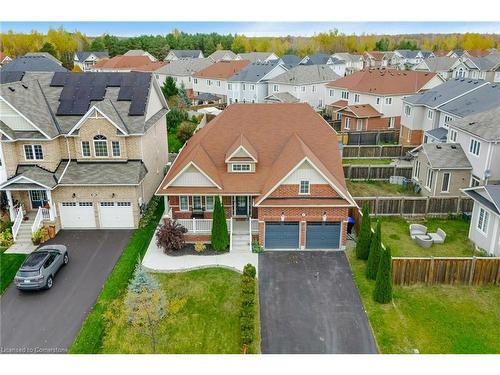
57,138,72,183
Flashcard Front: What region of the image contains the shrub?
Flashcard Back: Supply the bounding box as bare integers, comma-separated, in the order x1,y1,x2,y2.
251,240,263,253
167,107,188,133
194,242,206,253
239,263,257,350
161,76,178,98
366,220,382,280
0,220,13,233
176,121,197,144
373,246,393,304
243,264,256,278
155,218,187,253
139,196,162,228
356,203,372,260
211,196,229,252
31,228,47,245
0,230,13,248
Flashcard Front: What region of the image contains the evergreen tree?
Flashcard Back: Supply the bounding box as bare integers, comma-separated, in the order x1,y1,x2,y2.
373,246,393,304
211,196,229,251
356,203,372,260
162,76,178,99
39,42,57,57
366,220,382,280
89,37,106,51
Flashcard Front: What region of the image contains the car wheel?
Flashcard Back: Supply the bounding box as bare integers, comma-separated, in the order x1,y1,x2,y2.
63,253,69,265
46,276,53,289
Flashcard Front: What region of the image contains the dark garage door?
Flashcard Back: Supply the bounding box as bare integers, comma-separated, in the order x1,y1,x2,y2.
306,221,341,249
265,222,299,249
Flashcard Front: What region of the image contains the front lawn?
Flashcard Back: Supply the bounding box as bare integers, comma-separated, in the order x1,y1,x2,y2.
347,180,419,197
343,158,392,165
348,249,500,353
377,216,477,257
101,268,260,354
0,250,27,294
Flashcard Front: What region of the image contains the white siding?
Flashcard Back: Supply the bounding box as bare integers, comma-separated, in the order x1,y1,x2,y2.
282,160,328,184
145,81,164,121
170,165,215,187
468,203,500,256
0,99,37,131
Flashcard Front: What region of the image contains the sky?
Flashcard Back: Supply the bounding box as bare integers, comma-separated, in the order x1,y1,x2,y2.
1,22,499,37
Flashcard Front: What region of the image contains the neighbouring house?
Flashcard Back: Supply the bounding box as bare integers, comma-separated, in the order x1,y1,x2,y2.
266,64,340,109
331,53,364,75
165,50,204,61
363,51,385,68
462,185,500,256
412,57,458,80
73,51,109,72
91,55,165,72
24,52,63,66
208,50,237,62
236,52,279,63
1,55,68,80
389,50,434,69
325,68,443,133
0,71,169,242
124,49,158,61
329,57,347,76
156,103,356,251
192,60,251,103
299,53,333,65
400,78,488,145
450,55,500,82
447,49,465,59
410,143,472,197
153,58,213,93
0,52,12,67
227,61,288,104
264,92,300,104
279,54,301,68
448,107,500,186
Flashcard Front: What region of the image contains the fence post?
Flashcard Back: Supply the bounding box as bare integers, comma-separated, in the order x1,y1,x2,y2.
425,196,430,216
469,256,477,285
429,256,435,285
456,196,462,215
192,218,196,233
400,196,405,216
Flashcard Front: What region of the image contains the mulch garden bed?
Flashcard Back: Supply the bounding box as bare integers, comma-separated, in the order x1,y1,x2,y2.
165,243,229,256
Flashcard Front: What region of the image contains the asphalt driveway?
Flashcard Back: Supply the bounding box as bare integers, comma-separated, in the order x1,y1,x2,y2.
259,251,378,354
0,230,132,354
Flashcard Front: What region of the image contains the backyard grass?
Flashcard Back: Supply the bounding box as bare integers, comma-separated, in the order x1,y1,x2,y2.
376,216,477,257
101,268,260,354
0,246,27,294
347,248,500,353
347,180,418,197
343,158,392,165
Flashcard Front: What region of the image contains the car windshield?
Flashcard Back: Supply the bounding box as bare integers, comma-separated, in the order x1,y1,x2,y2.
23,251,49,268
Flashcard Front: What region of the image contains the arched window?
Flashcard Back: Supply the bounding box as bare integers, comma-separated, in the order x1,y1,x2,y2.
93,135,108,157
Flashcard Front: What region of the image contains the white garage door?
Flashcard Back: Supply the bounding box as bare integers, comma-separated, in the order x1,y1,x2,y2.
59,202,96,229
99,201,134,229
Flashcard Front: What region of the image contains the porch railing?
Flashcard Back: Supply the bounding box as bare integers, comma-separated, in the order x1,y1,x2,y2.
31,207,50,234
250,218,259,234
12,206,24,241
176,218,232,233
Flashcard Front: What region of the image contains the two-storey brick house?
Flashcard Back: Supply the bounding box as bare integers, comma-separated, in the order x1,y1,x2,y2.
156,103,356,251
0,71,168,242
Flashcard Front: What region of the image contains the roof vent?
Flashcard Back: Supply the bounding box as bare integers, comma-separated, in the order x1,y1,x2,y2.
450,145,457,149
22,84,28,89
8,87,15,92
468,121,476,125
436,145,442,149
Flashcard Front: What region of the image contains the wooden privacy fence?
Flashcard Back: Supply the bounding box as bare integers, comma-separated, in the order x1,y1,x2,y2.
342,144,416,158
344,165,412,180
392,257,500,286
354,195,474,217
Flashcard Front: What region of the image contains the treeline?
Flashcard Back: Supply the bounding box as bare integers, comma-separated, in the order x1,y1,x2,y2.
2,27,500,68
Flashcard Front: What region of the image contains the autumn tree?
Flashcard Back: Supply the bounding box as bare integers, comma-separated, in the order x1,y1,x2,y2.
39,42,57,57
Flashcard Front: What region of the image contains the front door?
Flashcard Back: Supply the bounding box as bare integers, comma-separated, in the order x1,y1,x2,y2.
235,196,248,216
30,190,47,209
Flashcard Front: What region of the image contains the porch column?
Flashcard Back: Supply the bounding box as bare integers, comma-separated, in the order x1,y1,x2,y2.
6,190,15,221
46,189,56,220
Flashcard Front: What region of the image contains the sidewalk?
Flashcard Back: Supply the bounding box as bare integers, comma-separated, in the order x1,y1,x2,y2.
142,228,259,275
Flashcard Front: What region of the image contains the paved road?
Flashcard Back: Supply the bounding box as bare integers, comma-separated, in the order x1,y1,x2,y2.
0,230,132,354
259,251,378,354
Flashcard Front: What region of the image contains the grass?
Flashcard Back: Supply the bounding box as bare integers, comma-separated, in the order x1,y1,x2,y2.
101,268,260,354
347,248,500,353
168,133,182,153
376,216,477,257
343,158,393,165
347,180,419,197
0,251,27,294
69,198,164,353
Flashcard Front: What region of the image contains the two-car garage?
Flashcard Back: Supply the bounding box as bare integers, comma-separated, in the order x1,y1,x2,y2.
59,201,135,229
264,221,342,250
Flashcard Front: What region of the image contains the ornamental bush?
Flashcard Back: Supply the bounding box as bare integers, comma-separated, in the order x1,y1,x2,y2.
155,218,187,253
240,263,257,350
373,246,393,304
211,196,229,251
356,203,372,260
366,220,382,280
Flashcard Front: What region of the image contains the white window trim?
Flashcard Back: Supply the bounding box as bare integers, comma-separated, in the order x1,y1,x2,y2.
93,136,109,158
469,138,480,157
231,163,251,173
425,167,434,190
205,196,214,212
299,180,310,195
414,160,420,180
441,172,451,193
427,109,434,120
345,117,351,129
179,196,189,211
192,195,202,210
81,141,91,158
111,141,121,158
24,144,44,161
477,207,489,235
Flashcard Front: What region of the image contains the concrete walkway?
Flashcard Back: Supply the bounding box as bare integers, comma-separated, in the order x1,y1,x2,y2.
142,222,258,274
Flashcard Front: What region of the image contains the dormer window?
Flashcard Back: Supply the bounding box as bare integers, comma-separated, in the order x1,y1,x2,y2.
232,164,251,172
94,135,108,157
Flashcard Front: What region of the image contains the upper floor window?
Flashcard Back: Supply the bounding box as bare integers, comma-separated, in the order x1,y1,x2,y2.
112,141,121,157
341,91,349,99
354,93,360,103
376,97,381,105
207,79,212,86
329,89,334,97
469,138,480,156
385,97,392,105
193,78,198,84
228,83,232,90
404,105,411,117
24,144,43,160
81,141,91,157
312,85,316,93
250,84,255,91
216,80,221,87
301,86,306,92
93,135,108,157
345,117,351,129
273,84,279,92
299,180,310,195
427,109,434,120
449,129,457,142
242,83,246,91
388,117,395,128
231,164,251,172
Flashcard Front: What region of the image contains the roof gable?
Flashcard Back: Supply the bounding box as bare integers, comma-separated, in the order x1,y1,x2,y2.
168,163,218,187
225,134,258,162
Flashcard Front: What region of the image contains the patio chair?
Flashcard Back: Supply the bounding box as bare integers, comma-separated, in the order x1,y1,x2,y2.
409,224,427,240
428,228,446,244
414,234,433,248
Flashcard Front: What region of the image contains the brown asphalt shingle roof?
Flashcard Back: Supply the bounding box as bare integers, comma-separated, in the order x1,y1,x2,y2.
193,60,251,79
93,55,166,71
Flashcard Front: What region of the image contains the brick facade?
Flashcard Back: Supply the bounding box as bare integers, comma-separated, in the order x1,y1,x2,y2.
269,184,339,198
340,114,401,132
399,125,424,145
